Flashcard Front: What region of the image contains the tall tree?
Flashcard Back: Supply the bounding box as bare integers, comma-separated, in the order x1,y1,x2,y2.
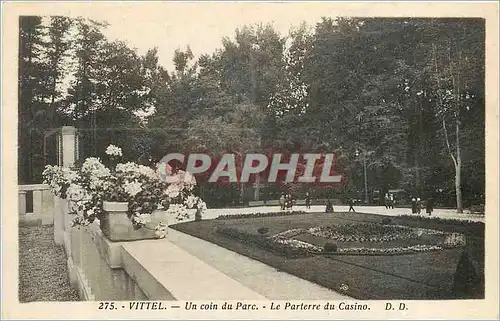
424,18,485,212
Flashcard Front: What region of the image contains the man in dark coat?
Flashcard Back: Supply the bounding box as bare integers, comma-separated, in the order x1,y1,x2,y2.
426,197,435,216
348,198,356,212
305,192,311,209
325,199,334,213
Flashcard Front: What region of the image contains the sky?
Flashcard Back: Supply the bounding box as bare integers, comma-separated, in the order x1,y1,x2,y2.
76,3,336,72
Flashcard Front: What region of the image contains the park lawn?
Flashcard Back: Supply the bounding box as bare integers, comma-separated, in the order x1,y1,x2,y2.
171,212,484,300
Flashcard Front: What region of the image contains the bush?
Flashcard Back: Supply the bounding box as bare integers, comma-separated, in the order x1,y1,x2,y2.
382,218,392,225
257,227,269,235
216,211,306,220
397,214,481,226
324,242,338,253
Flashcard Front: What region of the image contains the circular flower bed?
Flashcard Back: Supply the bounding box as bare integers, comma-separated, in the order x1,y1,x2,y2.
308,223,445,243
264,223,466,256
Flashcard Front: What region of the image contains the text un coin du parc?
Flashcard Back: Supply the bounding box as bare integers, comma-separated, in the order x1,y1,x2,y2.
181,301,371,311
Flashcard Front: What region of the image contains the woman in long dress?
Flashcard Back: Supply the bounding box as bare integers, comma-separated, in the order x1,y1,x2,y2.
279,193,285,210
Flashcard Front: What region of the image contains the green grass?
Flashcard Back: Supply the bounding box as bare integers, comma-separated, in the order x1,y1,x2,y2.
18,225,80,302
171,211,484,300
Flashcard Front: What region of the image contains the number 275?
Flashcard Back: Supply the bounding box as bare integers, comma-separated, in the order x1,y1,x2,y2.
98,302,116,310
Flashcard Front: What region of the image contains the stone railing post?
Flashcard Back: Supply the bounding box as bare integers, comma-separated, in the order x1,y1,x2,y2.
33,190,42,218
19,190,27,216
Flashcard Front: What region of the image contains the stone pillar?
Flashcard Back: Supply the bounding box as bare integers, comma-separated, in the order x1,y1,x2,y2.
55,126,77,244
61,126,77,167
19,190,27,216
33,190,42,217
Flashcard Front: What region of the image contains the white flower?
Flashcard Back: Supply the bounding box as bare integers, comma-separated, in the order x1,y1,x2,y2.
166,203,190,221
82,157,110,178
165,184,181,198
116,162,138,173
197,200,207,211
184,195,199,208
116,163,157,181
106,144,123,157
67,184,91,202
61,167,79,182
124,180,142,197
132,213,152,225
137,165,157,179
155,222,168,238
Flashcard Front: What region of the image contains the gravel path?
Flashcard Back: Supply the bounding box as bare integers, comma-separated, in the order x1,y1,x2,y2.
18,225,80,302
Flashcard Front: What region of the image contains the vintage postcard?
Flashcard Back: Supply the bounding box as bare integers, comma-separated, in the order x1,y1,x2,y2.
2,1,499,320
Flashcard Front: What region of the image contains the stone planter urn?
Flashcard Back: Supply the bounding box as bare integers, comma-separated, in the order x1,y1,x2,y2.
100,201,168,242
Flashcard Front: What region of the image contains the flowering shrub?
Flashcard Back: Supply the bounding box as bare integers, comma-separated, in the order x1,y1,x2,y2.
335,244,446,255
105,144,123,157
269,228,307,241
273,238,323,252
43,144,206,238
42,166,79,199
397,214,484,228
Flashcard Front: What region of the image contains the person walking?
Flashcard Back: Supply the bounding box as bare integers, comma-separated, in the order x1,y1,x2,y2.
426,197,435,216
305,192,311,209
411,197,417,214
325,199,334,213
389,194,395,209
279,193,285,211
416,197,422,214
348,198,356,212
384,193,390,209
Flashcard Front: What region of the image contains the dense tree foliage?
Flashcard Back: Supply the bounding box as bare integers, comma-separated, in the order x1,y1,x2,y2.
19,16,485,210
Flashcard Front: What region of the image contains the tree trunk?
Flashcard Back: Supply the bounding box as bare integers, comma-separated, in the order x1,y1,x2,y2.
254,174,260,201
455,119,463,213
433,42,464,214
240,182,245,205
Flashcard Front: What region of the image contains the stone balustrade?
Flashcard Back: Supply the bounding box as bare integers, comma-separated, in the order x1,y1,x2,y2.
53,196,266,301
18,184,54,225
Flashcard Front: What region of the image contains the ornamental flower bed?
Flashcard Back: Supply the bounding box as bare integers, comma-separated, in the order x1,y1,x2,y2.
216,227,315,258
307,223,455,243
43,144,206,240
216,221,466,257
